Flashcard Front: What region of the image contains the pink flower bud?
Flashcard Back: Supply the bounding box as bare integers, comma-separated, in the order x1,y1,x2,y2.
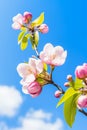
23,11,32,24
67,74,73,81
75,63,87,79
77,95,87,108
64,82,70,87
27,81,42,98
54,90,61,98
39,24,49,33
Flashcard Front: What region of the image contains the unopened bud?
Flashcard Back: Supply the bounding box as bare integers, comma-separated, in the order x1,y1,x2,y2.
23,11,32,24
67,74,73,82
54,90,61,98
64,82,70,87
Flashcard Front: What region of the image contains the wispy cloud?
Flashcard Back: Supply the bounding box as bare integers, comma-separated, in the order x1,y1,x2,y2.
0,85,23,117
0,109,63,130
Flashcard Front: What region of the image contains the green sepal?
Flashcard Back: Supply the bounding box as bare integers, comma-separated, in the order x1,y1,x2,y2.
31,12,44,27
36,77,48,86
43,63,48,71
64,94,78,127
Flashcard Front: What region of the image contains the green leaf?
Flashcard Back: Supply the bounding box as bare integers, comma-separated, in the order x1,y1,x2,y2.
29,32,39,49
30,34,35,49
64,94,77,127
25,33,31,39
20,36,28,50
57,87,79,107
74,78,83,90
31,12,44,27
34,31,39,46
18,31,25,44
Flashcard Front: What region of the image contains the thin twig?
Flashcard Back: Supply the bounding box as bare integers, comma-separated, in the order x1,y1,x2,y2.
34,45,39,58
78,109,87,116
51,80,65,94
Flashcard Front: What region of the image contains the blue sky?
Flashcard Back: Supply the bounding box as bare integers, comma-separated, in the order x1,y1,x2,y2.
0,0,87,129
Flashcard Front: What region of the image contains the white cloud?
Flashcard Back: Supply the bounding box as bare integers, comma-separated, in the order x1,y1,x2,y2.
8,109,63,130
0,85,23,117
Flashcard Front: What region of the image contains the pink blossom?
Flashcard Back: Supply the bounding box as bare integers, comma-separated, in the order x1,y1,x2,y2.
39,24,49,33
75,63,87,79
12,14,23,29
77,95,87,108
23,11,32,24
54,90,61,98
40,43,67,66
17,58,43,87
23,81,42,97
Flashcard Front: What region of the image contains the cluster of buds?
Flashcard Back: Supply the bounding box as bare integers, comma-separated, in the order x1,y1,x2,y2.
64,63,87,108
75,63,87,108
64,74,73,87
12,11,49,34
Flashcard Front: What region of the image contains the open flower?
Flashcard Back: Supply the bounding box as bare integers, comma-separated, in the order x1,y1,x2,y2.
17,58,43,87
77,95,87,108
12,13,23,30
40,43,67,66
75,63,87,79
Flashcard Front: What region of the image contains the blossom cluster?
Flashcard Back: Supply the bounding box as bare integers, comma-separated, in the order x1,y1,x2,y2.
17,43,67,97
75,63,87,108
12,11,48,33
12,11,87,127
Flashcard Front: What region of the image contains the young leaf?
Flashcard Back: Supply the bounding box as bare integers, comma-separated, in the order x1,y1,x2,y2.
64,94,78,127
31,12,44,27
57,87,79,107
18,31,26,44
34,31,39,47
74,78,83,90
20,36,28,50
25,33,31,39
30,34,35,49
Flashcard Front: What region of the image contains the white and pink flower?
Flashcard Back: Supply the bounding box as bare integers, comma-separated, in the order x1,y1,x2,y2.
40,43,67,66
12,13,23,30
17,58,43,89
